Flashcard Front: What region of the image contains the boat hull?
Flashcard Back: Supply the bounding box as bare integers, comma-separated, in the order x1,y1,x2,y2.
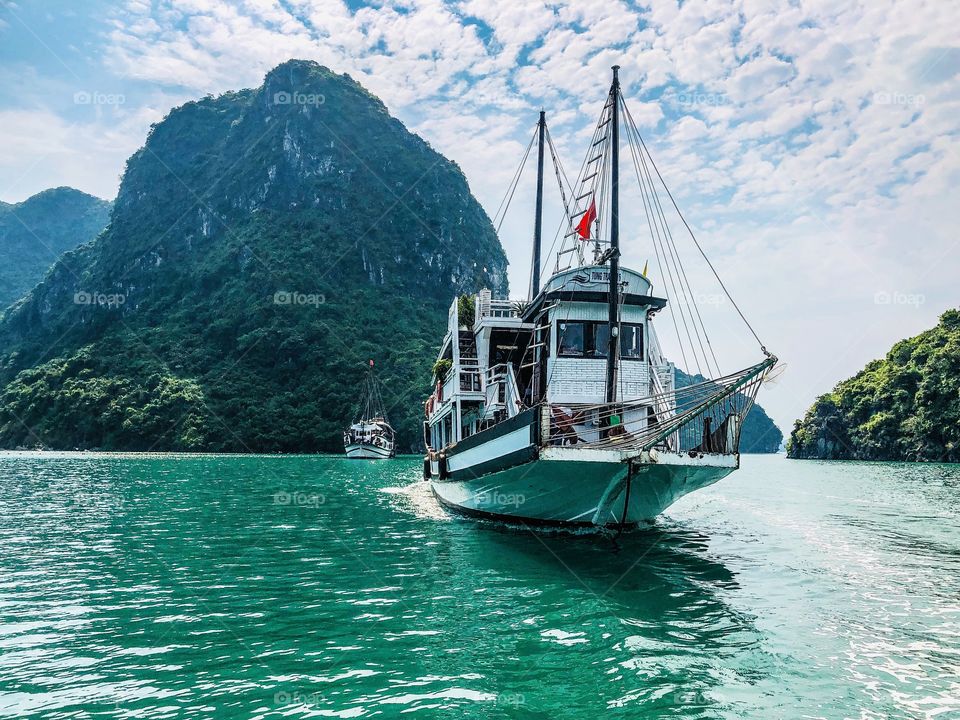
430,448,736,526
345,443,394,459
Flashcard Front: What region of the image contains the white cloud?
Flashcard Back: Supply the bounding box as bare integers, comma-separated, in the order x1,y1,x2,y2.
0,104,164,201
725,55,795,102
671,115,708,142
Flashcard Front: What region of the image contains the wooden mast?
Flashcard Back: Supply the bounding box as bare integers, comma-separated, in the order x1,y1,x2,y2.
605,66,621,405
531,110,546,299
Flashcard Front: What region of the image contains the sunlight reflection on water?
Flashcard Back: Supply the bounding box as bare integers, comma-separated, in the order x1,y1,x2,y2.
0,453,957,718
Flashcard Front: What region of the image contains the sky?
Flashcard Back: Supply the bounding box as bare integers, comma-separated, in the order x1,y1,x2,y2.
0,0,958,437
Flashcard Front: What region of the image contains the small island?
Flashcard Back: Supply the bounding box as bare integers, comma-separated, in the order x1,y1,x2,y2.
788,309,959,462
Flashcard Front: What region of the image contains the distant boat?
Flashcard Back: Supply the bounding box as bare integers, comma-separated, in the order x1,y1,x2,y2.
344,361,396,459
422,66,777,528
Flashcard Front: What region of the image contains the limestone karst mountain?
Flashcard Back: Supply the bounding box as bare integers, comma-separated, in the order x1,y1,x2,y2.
0,60,506,451
0,187,110,309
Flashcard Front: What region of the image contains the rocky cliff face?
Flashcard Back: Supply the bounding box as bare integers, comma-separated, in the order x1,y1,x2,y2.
0,187,110,309
0,60,507,452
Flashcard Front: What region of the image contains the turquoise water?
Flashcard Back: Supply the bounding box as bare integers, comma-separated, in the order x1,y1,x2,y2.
0,453,958,719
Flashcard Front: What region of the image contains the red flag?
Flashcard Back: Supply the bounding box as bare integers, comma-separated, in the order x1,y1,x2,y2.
576,199,596,240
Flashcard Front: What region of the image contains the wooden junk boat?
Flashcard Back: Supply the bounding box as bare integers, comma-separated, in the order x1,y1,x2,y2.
344,361,396,459
422,66,777,527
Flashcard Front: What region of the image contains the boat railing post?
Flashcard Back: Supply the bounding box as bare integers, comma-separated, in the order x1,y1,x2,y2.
540,403,551,446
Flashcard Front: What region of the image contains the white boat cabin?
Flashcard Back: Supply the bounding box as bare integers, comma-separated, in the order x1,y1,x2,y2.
424,264,677,451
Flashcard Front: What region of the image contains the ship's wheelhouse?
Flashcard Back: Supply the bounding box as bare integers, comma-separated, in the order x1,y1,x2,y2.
521,264,674,444
423,264,676,452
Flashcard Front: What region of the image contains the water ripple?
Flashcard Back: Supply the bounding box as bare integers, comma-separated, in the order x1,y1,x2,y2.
0,453,957,718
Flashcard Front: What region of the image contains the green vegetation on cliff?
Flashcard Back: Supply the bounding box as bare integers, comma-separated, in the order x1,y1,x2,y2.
0,188,111,308
0,60,506,452
788,309,960,462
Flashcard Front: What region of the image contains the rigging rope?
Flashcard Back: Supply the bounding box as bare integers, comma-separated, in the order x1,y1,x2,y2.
492,126,536,234
627,113,710,376
623,111,696,375
532,126,577,296
489,81,773,412
621,98,721,377
554,88,615,271
627,107,769,353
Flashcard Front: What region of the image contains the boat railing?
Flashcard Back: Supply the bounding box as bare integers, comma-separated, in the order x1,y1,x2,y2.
544,357,775,454
505,365,522,417
476,290,519,321
648,326,669,367
459,357,482,393
485,300,517,319
427,359,482,420
649,366,678,451
484,363,522,418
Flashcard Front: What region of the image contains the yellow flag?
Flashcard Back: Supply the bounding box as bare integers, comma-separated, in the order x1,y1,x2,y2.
642,260,648,277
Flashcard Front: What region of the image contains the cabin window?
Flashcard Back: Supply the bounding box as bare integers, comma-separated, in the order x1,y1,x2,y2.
621,323,644,359
557,322,585,357
558,322,608,357
557,321,644,359
592,324,610,357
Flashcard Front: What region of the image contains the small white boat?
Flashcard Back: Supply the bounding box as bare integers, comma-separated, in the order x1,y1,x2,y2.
422,66,777,528
344,361,396,459
345,420,395,459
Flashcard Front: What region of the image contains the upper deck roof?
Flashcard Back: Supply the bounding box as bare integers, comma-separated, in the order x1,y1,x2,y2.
522,264,667,320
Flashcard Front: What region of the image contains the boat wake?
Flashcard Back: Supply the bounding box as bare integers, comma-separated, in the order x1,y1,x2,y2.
383,480,664,538
380,480,450,522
